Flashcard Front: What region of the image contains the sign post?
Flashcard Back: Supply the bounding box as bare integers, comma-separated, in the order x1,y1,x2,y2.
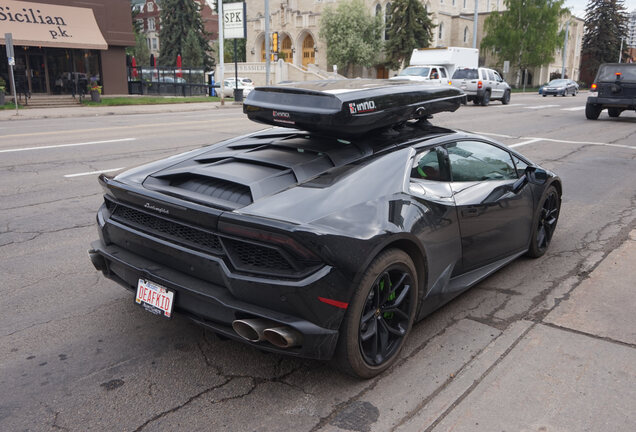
5,33,19,115
223,2,247,101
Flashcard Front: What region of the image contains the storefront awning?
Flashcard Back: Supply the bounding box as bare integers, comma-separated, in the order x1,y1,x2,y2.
0,0,108,50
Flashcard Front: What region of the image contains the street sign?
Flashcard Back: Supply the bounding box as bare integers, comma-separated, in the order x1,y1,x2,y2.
5,33,15,58
503,61,510,74
223,2,246,39
8,57,15,66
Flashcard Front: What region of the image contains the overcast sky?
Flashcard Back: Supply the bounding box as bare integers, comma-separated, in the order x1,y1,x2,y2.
565,0,636,18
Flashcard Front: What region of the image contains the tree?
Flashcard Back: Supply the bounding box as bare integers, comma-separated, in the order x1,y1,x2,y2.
319,0,383,76
384,0,435,69
159,0,213,68
126,4,150,66
581,0,629,79
182,30,204,68
481,0,566,86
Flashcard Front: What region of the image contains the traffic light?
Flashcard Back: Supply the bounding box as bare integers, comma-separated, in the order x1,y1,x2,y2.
272,32,279,53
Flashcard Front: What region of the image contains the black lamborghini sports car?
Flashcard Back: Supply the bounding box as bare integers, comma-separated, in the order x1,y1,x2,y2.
89,80,561,378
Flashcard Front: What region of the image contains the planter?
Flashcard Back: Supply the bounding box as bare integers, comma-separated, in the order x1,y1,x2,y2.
90,90,101,102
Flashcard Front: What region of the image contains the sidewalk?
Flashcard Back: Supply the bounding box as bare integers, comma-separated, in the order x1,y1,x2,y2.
0,100,241,121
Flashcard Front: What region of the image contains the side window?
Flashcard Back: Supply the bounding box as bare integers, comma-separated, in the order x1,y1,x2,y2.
494,72,503,82
430,68,439,79
440,68,447,78
446,141,517,182
487,70,495,81
512,155,529,177
411,147,448,181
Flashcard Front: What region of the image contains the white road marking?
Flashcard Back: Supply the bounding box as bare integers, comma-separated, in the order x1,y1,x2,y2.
476,132,636,150
492,104,525,108
561,106,586,111
0,138,136,153
525,105,559,110
64,167,125,178
509,138,542,148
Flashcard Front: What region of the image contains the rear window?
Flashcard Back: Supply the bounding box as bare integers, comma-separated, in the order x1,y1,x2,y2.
400,67,431,77
596,65,636,82
452,69,478,79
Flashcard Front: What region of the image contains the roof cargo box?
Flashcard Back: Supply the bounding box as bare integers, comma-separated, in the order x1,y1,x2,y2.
243,79,464,136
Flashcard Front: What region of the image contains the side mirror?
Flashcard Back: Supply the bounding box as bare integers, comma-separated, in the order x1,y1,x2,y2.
526,166,548,185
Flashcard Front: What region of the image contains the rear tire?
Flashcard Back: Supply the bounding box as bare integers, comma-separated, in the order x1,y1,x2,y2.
608,108,622,118
502,90,511,105
332,249,418,378
585,103,602,120
527,185,560,258
480,91,491,106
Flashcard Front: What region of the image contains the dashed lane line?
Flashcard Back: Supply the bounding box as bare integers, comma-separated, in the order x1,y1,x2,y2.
64,168,126,178
492,104,526,108
0,138,136,153
509,138,542,148
524,104,559,110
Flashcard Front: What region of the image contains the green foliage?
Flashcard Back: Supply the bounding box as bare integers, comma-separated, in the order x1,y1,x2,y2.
384,0,434,69
224,39,246,63
319,0,383,76
131,32,151,66
582,0,629,77
183,30,204,67
481,0,566,84
159,0,213,68
0,76,6,92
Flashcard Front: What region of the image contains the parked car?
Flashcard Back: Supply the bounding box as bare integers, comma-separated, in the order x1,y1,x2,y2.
159,76,186,84
585,63,636,120
89,80,561,378
222,79,254,98
390,65,451,85
450,67,511,106
541,79,578,97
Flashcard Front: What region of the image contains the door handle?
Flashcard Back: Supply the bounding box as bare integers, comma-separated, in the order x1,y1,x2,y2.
462,208,479,217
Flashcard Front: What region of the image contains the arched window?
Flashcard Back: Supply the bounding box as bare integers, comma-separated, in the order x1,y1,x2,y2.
385,3,392,40
464,27,469,43
438,22,443,40
375,4,381,16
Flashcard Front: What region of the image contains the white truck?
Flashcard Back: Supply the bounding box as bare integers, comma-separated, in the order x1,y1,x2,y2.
391,47,479,85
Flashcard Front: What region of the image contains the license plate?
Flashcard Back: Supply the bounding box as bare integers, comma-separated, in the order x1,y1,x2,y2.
136,279,174,318
460,85,467,89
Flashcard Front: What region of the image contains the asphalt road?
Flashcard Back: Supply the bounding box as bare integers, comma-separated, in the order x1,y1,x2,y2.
1,93,635,432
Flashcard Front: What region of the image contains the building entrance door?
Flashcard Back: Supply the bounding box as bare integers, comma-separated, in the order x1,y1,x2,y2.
27,54,49,93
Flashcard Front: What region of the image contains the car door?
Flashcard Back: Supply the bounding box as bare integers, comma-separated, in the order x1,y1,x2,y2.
487,69,502,99
445,140,534,272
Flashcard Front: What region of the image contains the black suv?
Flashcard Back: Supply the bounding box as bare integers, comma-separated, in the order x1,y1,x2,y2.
585,63,636,119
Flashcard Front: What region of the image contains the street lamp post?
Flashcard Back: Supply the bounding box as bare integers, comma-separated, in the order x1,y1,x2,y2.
618,36,624,63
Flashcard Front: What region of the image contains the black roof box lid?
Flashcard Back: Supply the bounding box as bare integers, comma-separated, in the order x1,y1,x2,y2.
243,79,464,136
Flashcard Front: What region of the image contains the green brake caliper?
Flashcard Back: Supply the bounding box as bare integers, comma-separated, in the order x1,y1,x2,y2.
380,279,395,319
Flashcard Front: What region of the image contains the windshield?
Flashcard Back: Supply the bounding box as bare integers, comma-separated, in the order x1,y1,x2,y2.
399,67,431,77
548,79,568,86
596,64,636,82
452,69,478,79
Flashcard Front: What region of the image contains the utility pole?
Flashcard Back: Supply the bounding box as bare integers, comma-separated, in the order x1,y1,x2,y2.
265,0,271,85
472,0,478,49
561,21,569,79
618,36,624,63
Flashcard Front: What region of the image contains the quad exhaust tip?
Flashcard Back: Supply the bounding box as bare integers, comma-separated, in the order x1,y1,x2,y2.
232,319,302,348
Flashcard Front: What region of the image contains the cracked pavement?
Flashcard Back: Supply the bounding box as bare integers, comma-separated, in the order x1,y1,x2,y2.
1,96,635,431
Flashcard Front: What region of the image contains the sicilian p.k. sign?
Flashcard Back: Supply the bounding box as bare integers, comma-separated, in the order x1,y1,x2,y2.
0,0,107,50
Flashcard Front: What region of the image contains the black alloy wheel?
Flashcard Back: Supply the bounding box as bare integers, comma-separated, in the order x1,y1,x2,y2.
333,249,418,378
527,185,560,258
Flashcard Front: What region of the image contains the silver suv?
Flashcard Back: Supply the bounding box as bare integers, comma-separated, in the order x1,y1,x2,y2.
450,67,511,106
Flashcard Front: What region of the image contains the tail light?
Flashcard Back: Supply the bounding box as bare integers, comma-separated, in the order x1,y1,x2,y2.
477,81,483,89
591,83,597,90
615,72,622,80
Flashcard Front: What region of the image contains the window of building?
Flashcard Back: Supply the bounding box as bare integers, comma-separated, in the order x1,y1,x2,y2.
147,2,154,13
464,27,469,43
464,0,467,8
438,22,444,40
152,38,158,50
375,3,381,16
148,17,155,31
146,38,151,49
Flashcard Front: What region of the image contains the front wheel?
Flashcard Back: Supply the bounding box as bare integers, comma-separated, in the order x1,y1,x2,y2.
502,90,511,105
527,185,560,258
333,249,418,378
585,103,602,120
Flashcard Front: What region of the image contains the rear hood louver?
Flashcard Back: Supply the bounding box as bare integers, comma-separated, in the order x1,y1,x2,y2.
142,133,369,210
